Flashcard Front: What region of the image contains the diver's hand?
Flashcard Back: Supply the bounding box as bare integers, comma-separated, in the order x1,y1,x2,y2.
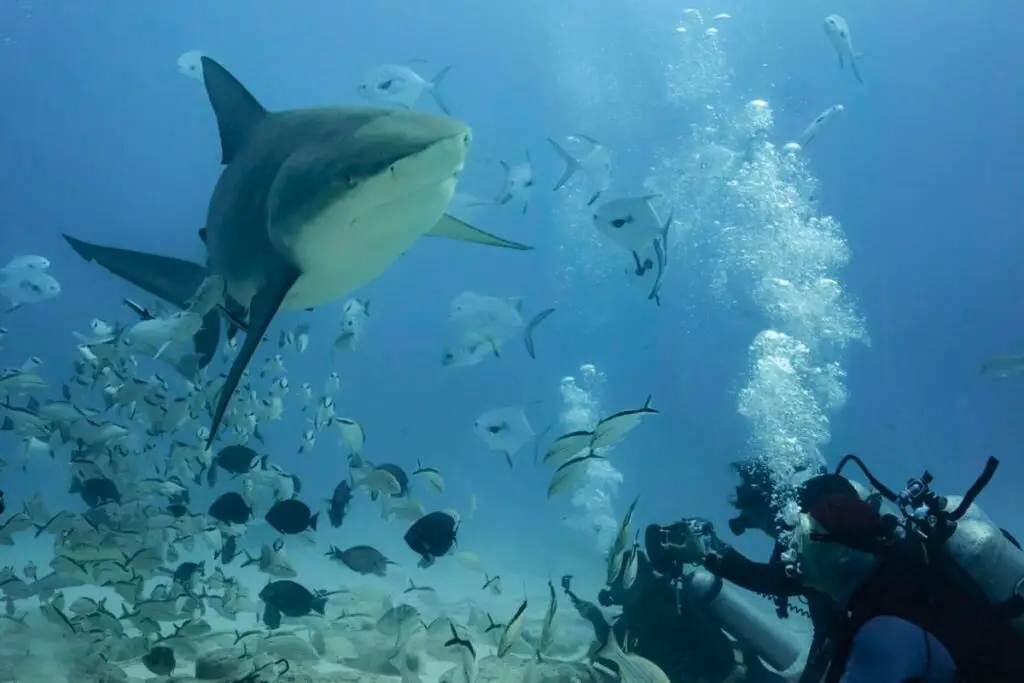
659,521,707,564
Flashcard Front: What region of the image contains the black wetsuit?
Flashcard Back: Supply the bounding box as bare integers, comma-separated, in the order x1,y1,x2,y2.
702,544,840,683
599,552,784,683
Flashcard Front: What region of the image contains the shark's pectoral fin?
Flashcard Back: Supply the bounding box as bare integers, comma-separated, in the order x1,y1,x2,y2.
427,214,533,251
206,265,300,448
200,57,268,165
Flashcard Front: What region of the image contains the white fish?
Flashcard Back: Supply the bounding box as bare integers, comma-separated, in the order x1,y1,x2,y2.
357,64,452,114
444,624,478,683
548,454,606,499
543,430,593,467
980,353,1024,378
335,298,370,351
593,195,671,254
624,211,672,306
0,269,60,311
799,104,845,146
714,13,731,21
187,274,226,315
443,291,555,367
1,255,50,276
454,550,487,574
298,383,313,409
823,15,864,84
334,417,365,454
355,467,401,497
122,311,203,359
298,428,316,456
177,50,205,81
497,600,528,658
591,396,658,450
473,406,534,468
278,328,295,349
261,354,285,378
547,134,612,205
493,154,533,213
413,459,445,494
313,396,335,431
73,318,117,345
324,372,340,395
622,531,641,590
294,324,310,353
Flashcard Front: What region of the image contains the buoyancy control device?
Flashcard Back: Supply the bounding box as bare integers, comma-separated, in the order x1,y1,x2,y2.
834,454,1024,637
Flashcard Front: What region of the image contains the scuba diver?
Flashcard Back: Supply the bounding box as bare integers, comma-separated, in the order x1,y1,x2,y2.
590,515,801,683
645,459,843,683
649,454,1024,682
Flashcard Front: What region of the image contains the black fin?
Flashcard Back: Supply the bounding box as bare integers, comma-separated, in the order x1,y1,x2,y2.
524,308,556,359
200,57,268,165
207,266,299,448
63,234,208,310
122,298,153,320
198,228,208,244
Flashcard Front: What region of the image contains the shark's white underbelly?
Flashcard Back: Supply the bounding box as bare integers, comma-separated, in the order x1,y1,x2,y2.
281,177,458,310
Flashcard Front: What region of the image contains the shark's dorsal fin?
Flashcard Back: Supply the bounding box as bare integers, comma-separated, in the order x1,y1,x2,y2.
200,57,268,165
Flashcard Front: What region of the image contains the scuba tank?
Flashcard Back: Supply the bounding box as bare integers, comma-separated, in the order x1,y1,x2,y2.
835,454,1024,637
675,565,803,673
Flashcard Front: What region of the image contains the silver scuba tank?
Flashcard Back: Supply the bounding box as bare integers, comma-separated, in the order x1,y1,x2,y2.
677,565,803,673
932,495,1024,637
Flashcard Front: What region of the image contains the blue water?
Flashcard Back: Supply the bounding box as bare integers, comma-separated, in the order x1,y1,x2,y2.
1,0,1022,604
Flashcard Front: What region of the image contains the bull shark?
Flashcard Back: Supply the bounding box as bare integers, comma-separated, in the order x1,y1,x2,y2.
62,234,240,369
198,56,531,446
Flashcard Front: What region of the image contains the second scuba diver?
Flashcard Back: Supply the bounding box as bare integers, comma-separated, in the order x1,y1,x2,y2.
648,455,1024,682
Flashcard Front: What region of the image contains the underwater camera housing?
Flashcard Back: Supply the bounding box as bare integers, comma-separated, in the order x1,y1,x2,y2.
836,454,1024,637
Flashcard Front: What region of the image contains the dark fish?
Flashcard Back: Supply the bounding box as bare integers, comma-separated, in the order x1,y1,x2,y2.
325,544,395,577
172,561,204,586
217,535,238,565
327,480,352,528
142,645,176,676
208,445,259,487
259,579,327,629
0,490,4,516
208,492,251,525
369,463,409,501
70,476,120,507
404,510,459,568
166,503,189,518
265,499,318,535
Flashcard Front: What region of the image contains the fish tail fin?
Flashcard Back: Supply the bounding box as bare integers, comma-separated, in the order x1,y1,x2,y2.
546,138,583,192
308,512,319,532
851,57,864,84
311,595,327,616
429,65,453,114
523,308,556,359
